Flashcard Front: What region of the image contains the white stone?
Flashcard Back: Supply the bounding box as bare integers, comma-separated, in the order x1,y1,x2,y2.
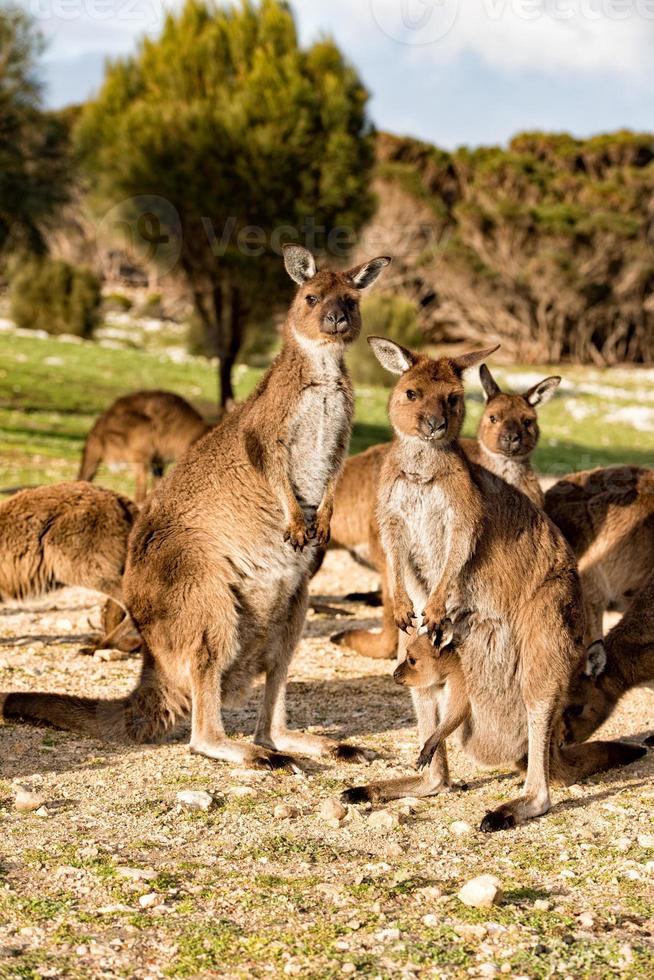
374,927,401,942
637,834,654,849
457,875,503,909
274,804,299,820
117,867,157,882
451,820,472,836
319,798,347,822
229,785,256,798
138,893,160,909
368,809,401,831
14,788,44,813
176,790,214,811
578,912,595,929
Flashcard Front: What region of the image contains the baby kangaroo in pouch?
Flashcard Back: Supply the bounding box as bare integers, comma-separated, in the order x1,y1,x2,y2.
1,246,391,771
343,338,643,830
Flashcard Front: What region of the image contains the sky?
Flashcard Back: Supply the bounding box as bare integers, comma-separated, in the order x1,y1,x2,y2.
29,0,654,149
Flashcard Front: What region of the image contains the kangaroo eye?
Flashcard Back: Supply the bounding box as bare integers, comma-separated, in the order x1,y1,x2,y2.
407,656,416,666
524,419,533,428
406,389,417,401
306,295,319,307
489,415,498,423
448,394,459,407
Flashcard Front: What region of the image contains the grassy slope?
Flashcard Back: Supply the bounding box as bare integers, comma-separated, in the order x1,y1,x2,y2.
0,330,653,492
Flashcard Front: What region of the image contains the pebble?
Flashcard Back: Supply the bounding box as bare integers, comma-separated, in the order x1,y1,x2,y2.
138,893,160,909
176,790,214,811
577,912,595,929
35,806,49,818
14,788,45,813
273,804,299,820
457,875,503,909
415,885,444,901
229,786,257,798
478,964,498,977
368,809,401,831
319,798,347,822
450,820,472,835
637,834,654,849
341,965,356,975
422,913,439,927
374,927,401,943
117,867,158,882
94,649,130,662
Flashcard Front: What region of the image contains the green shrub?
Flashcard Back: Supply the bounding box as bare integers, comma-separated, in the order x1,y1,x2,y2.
348,293,422,387
102,292,132,312
10,258,101,337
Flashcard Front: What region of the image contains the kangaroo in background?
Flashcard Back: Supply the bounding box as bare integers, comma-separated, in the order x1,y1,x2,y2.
0,483,139,654
2,246,391,769
78,390,212,502
331,366,560,659
545,466,654,644
564,570,654,744
342,338,644,830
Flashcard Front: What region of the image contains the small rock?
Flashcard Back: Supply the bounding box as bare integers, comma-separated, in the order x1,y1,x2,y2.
450,820,472,836
94,648,130,662
454,923,487,940
422,913,439,927
35,806,49,817
478,964,497,977
341,965,356,975
320,798,347,822
457,874,503,909
138,893,160,909
637,834,654,849
75,945,88,957
374,927,401,942
274,803,299,820
117,867,157,882
315,883,350,907
577,912,595,929
415,885,444,901
176,790,214,811
384,841,404,858
229,785,257,798
616,836,631,852
14,788,45,813
368,809,401,831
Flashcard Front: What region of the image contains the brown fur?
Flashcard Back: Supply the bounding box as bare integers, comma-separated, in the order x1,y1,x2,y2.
78,390,212,502
2,247,390,770
563,570,654,743
545,466,654,644
331,366,559,659
0,483,140,655
342,338,643,829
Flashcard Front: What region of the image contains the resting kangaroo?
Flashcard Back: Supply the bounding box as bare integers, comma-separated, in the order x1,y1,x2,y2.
545,466,654,644
342,338,643,830
2,246,391,768
78,390,211,502
564,570,654,744
331,366,560,659
0,483,139,654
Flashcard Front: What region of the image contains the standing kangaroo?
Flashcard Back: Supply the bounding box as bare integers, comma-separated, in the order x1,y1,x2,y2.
342,338,643,830
0,483,139,654
545,466,654,644
331,366,560,659
2,246,391,768
78,390,212,502
563,570,654,744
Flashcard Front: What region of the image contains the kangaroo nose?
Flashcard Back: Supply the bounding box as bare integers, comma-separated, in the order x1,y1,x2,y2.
321,309,349,335
426,416,447,435
504,433,521,451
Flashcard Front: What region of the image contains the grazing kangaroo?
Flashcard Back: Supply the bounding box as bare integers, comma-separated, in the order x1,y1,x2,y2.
545,466,654,644
2,246,391,768
78,390,211,502
331,366,560,659
342,338,644,830
564,570,654,744
0,483,139,654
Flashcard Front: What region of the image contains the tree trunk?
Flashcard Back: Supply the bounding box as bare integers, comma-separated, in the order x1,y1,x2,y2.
212,281,243,411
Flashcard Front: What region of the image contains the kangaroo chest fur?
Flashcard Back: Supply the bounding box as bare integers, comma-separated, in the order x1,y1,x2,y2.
289,343,349,516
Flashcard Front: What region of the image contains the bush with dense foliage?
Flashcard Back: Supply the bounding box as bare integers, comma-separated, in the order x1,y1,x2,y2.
76,0,376,406
349,293,421,387
374,130,654,364
10,258,101,337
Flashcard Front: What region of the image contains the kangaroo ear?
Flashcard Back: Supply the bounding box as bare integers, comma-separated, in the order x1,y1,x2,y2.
283,244,317,285
367,336,417,375
450,344,500,376
524,375,561,407
585,640,607,679
479,363,501,401
348,256,392,290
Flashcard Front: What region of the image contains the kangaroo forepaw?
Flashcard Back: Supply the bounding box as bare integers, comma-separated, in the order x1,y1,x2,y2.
480,810,516,833
283,519,312,552
258,751,303,773
416,744,436,771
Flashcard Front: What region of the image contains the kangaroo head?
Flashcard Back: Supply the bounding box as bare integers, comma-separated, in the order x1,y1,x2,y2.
563,640,613,743
393,634,452,689
477,365,560,460
283,245,390,348
368,339,500,444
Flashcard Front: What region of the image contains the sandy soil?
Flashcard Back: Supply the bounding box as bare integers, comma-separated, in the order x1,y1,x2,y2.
0,550,652,979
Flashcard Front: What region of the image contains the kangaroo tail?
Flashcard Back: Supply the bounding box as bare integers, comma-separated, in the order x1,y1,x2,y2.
1,676,187,743
553,740,647,786
77,437,102,482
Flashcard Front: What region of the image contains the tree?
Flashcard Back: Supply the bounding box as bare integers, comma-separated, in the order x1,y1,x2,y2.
0,8,70,259
77,0,376,407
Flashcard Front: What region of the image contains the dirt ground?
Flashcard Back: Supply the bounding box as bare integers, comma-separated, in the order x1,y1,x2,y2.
0,550,652,979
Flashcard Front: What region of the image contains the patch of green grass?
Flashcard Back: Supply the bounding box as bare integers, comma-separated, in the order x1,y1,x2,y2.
165,919,241,977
